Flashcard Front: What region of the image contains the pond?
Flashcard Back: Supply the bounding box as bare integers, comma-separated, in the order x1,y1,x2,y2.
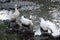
0,0,60,40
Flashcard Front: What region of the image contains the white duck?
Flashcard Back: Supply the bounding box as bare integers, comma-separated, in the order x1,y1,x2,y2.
20,15,34,30
39,17,50,31
0,4,20,21
39,17,60,37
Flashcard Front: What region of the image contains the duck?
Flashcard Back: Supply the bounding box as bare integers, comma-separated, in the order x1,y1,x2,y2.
0,4,20,21
10,4,20,19
39,17,49,32
20,15,34,30
39,17,60,37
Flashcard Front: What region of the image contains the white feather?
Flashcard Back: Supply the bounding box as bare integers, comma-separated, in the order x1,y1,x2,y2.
20,16,33,26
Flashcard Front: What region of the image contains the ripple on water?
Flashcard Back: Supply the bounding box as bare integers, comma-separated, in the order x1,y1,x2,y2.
49,7,60,28
0,1,40,11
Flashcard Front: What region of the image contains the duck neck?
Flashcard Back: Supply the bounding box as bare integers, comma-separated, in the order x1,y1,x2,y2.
15,7,20,14
41,18,45,22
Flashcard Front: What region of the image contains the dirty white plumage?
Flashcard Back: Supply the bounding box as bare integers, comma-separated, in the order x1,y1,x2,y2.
20,15,33,26
39,17,60,37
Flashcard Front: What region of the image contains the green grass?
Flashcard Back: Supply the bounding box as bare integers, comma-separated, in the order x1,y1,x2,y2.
0,24,8,40
0,24,21,40
0,35,3,40
0,24,8,30
0,24,7,30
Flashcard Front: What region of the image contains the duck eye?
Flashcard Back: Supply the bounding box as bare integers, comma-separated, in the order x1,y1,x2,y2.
24,15,27,18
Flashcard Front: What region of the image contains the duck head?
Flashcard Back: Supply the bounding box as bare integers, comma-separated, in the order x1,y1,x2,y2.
21,15,28,18
15,4,19,9
39,16,46,22
42,16,46,19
